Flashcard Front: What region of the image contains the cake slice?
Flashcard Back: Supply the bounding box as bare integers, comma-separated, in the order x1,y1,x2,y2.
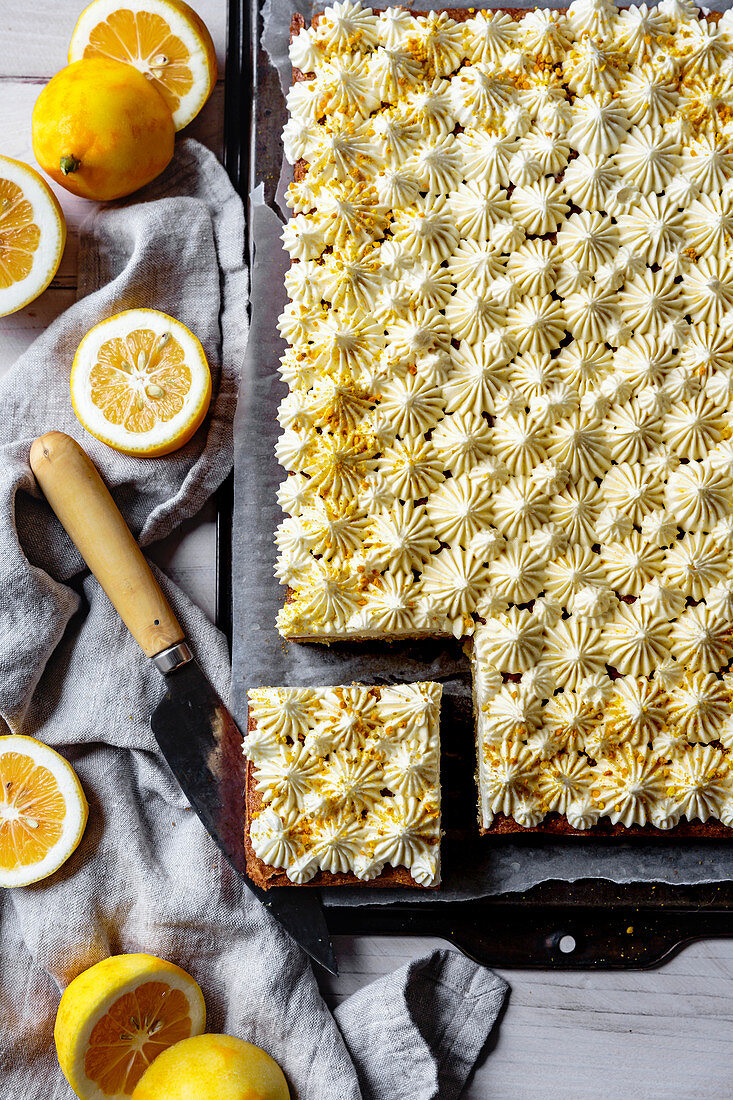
244,682,442,887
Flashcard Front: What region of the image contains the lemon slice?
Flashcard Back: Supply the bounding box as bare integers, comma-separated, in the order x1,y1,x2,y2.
68,0,217,130
0,734,88,888
55,953,206,1100
70,309,212,457
0,155,66,318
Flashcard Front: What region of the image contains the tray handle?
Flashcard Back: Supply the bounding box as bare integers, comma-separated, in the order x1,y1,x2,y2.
326,903,733,970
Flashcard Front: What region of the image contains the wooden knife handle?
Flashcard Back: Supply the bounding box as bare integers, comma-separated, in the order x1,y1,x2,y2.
29,431,185,658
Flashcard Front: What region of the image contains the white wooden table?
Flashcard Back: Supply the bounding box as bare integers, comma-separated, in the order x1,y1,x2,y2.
2,3,732,1096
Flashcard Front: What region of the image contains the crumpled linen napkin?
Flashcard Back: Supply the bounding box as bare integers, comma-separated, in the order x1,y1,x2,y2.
0,138,507,1098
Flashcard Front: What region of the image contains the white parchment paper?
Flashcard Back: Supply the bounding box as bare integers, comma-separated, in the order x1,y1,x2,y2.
233,0,733,903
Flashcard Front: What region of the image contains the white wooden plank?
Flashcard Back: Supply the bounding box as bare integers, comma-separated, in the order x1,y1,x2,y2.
0,289,77,373
319,935,733,1100
0,0,227,77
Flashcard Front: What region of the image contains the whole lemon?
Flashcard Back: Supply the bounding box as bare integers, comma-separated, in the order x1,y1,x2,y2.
32,58,174,201
131,1034,290,1100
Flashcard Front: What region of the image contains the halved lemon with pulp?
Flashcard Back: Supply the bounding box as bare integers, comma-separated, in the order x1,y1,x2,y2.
0,734,88,888
68,0,217,130
55,953,206,1100
71,309,212,456
0,155,66,318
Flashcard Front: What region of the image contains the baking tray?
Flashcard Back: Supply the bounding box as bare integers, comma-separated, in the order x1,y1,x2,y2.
222,0,733,967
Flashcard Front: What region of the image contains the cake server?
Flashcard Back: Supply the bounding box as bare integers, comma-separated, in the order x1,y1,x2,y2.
30,431,337,975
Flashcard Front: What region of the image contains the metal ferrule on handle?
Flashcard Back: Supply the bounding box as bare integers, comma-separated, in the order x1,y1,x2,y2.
152,642,193,675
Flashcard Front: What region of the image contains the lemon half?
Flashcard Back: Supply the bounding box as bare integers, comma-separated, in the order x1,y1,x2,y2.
0,734,88,888
55,953,206,1100
70,308,212,456
69,0,218,130
0,156,66,318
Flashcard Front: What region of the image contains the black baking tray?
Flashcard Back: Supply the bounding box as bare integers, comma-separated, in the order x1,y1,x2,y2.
220,0,733,969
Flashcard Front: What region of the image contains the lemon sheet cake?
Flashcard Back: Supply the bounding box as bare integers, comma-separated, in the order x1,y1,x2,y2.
243,683,442,887
275,0,733,835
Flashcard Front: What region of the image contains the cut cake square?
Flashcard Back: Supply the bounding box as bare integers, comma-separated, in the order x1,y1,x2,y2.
244,682,442,887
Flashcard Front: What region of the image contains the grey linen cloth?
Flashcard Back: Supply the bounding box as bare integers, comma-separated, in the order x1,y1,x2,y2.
0,137,508,1098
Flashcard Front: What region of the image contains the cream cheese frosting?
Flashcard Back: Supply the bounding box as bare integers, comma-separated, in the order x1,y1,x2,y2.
278,0,733,833
246,683,441,884
473,633,733,830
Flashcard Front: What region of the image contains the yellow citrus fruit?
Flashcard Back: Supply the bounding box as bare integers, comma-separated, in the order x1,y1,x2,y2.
131,1034,291,1100
70,308,212,456
55,953,206,1100
0,155,66,318
69,0,217,131
32,58,174,201
0,734,88,888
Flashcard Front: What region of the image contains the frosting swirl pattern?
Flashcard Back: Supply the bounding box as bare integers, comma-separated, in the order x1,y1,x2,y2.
246,683,441,883
278,0,733,834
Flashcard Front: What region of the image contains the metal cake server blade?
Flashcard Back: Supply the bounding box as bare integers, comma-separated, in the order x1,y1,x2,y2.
30,432,337,975
151,658,337,974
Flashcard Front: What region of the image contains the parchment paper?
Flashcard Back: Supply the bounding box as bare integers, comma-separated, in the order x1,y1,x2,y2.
233,0,733,903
